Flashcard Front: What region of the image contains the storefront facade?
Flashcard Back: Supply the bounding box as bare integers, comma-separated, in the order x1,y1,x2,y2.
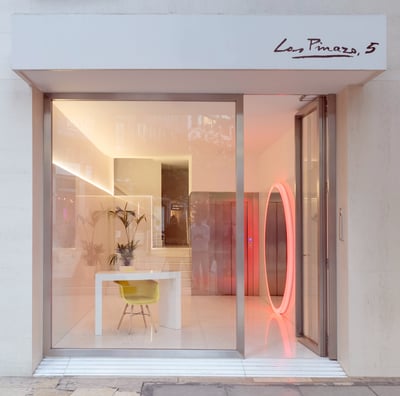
1,1,399,377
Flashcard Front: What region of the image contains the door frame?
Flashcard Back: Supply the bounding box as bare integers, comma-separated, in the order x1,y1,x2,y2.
295,95,337,359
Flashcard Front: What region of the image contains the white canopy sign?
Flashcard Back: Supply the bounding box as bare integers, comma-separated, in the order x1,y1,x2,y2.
12,14,386,71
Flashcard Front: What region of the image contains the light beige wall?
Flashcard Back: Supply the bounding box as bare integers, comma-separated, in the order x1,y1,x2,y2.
0,3,33,375
337,80,400,376
32,87,44,373
329,6,400,377
336,88,350,372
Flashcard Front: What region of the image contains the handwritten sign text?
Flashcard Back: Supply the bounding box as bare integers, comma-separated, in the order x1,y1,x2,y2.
274,37,380,59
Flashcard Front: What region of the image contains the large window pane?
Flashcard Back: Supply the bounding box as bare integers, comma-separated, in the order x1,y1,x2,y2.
51,99,236,350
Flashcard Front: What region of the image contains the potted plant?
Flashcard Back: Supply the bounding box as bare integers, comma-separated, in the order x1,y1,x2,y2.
107,203,146,268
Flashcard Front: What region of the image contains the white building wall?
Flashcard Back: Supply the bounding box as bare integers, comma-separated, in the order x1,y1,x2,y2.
0,2,33,375
32,87,44,374
337,7,400,372
336,89,350,373
1,0,400,376
337,80,400,376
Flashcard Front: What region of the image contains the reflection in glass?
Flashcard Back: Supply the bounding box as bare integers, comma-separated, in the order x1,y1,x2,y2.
51,99,236,350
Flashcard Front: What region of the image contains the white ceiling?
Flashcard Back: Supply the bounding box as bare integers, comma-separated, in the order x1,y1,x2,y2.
21,69,379,95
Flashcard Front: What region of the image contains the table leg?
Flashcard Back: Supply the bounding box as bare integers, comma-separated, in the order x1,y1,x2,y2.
159,274,181,329
95,277,102,335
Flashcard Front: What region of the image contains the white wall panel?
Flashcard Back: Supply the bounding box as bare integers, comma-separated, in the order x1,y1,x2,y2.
12,15,386,71
335,88,350,373
0,78,33,375
20,0,400,16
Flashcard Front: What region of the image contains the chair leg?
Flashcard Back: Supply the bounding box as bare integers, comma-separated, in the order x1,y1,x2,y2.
140,305,148,328
117,303,157,333
145,304,157,333
129,305,134,334
117,303,129,330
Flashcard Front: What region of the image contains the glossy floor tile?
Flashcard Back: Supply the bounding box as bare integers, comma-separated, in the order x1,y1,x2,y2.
52,295,317,359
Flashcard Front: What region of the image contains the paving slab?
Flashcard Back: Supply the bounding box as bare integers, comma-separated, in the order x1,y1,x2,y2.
0,388,27,396
114,378,159,394
0,376,33,388
71,388,116,396
140,382,400,396
298,385,376,396
32,378,61,389
1,376,400,396
226,384,301,396
141,383,305,396
141,383,227,396
58,377,119,391
33,390,72,396
369,385,400,396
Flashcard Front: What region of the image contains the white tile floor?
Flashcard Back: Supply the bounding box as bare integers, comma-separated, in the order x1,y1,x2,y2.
53,295,316,359
36,295,348,378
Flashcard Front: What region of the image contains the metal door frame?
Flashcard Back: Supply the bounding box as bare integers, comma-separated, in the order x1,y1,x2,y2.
295,95,337,359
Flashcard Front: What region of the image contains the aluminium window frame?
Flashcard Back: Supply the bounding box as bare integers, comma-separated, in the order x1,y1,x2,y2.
43,93,245,358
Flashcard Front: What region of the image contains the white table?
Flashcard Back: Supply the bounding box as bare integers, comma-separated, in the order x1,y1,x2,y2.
95,270,181,335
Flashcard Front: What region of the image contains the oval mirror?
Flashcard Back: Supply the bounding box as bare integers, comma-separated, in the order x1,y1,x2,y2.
264,183,294,314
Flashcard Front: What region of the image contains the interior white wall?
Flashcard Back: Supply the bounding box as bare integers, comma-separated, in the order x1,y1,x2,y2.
256,129,295,323
115,159,161,197
114,158,163,248
53,106,114,194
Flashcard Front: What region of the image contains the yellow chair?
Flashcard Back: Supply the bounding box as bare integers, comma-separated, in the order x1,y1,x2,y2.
114,280,160,333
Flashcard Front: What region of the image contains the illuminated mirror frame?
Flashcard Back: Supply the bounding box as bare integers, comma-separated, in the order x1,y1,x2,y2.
263,182,295,314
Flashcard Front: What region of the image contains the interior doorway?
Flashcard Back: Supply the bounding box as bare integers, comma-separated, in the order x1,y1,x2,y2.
243,94,336,359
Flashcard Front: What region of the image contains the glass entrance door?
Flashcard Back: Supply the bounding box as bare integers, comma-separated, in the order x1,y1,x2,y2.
295,96,337,358
301,101,325,353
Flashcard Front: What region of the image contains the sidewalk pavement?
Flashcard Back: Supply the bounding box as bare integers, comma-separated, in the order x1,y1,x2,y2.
1,376,400,396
